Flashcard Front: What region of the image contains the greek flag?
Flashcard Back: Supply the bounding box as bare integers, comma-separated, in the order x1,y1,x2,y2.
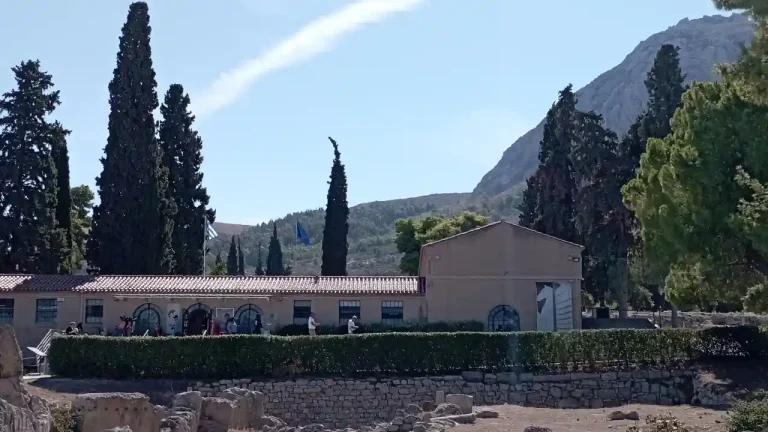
205,220,218,240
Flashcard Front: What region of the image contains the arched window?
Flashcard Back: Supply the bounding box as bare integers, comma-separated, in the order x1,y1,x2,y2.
133,303,162,336
235,304,263,334
487,305,520,332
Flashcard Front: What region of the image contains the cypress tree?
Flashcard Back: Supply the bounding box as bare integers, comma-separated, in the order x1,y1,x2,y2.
620,44,686,174
255,241,265,276
210,251,225,275
52,125,73,269
88,2,175,274
518,85,579,243
158,83,213,275
226,235,238,275
266,223,284,276
320,137,350,276
0,60,69,274
517,174,539,229
237,239,245,275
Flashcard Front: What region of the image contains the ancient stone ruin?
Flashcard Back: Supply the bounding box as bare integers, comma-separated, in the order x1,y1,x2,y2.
0,325,52,432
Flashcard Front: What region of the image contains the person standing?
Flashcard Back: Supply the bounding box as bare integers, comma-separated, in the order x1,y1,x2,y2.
254,314,263,335
308,312,319,336
347,316,359,334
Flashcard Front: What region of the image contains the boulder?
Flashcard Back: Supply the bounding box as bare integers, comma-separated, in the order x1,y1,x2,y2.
73,393,163,432
219,387,265,429
0,397,37,432
445,394,473,414
522,427,553,432
475,409,499,419
432,403,461,417
199,397,234,432
607,410,640,421
0,326,51,432
0,326,24,379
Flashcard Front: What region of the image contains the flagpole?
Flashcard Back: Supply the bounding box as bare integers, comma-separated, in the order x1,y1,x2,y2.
202,210,207,276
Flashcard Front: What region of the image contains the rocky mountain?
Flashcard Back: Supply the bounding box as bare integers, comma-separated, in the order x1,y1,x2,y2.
215,14,756,276
473,14,756,197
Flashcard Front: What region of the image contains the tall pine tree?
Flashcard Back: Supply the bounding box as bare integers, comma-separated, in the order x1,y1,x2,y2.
88,1,175,274
320,137,350,276
255,241,265,276
226,235,238,275
266,223,284,276
0,60,69,274
518,85,579,243
237,239,245,275
158,83,213,275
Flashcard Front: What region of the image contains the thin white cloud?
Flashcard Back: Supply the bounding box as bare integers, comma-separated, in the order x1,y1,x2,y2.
191,0,427,118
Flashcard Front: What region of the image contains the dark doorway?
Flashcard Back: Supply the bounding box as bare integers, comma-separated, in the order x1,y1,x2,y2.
186,309,209,335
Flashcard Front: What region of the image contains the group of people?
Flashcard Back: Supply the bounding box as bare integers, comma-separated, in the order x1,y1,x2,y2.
306,312,359,336
209,313,263,335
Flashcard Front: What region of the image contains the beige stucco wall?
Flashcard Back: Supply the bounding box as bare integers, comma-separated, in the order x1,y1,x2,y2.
421,222,583,331
1,291,425,349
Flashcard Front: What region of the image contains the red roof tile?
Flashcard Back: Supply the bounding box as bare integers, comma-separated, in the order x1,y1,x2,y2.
0,275,420,295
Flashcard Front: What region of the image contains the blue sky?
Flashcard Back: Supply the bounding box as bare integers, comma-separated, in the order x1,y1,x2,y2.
0,0,724,225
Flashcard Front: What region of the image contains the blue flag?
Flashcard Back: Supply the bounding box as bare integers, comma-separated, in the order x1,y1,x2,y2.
296,220,311,246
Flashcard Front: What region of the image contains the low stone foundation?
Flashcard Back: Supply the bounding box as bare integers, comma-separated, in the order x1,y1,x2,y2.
188,369,696,427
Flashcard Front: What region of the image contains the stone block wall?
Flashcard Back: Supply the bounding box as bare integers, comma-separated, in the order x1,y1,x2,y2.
188,369,696,427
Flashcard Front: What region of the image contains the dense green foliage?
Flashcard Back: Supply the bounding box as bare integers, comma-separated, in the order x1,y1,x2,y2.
237,239,245,275
70,185,94,268
624,1,768,311
519,85,579,243
266,223,291,276
321,137,350,276
50,405,76,432
210,251,225,276
49,326,767,380
516,45,688,313
88,2,175,274
158,83,213,275
728,392,768,432
227,235,238,275
0,60,70,274
394,212,489,275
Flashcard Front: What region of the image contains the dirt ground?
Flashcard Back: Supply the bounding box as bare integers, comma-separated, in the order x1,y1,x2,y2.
454,404,729,432
25,378,731,432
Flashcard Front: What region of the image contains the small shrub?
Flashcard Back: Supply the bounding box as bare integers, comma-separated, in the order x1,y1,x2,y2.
728,394,768,432
50,405,76,432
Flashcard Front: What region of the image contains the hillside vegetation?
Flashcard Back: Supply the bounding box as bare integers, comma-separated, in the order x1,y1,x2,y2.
211,193,520,275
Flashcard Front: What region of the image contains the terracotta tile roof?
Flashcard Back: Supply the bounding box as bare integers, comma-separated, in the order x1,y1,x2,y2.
0,275,420,295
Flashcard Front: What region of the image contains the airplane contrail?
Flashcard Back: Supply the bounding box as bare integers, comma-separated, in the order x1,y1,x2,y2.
191,0,427,118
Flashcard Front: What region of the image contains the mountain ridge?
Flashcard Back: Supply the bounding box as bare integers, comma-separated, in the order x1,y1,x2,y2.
473,13,755,197
214,13,756,275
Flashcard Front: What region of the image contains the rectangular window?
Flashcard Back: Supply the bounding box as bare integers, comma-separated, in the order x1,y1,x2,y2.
35,299,57,324
85,299,104,324
382,301,404,326
338,300,361,325
0,299,14,324
293,300,312,325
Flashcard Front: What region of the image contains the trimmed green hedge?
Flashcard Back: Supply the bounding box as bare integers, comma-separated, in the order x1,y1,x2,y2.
48,325,768,380
273,320,485,336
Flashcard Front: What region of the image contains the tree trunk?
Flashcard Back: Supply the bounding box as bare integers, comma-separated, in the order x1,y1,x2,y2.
617,260,629,319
